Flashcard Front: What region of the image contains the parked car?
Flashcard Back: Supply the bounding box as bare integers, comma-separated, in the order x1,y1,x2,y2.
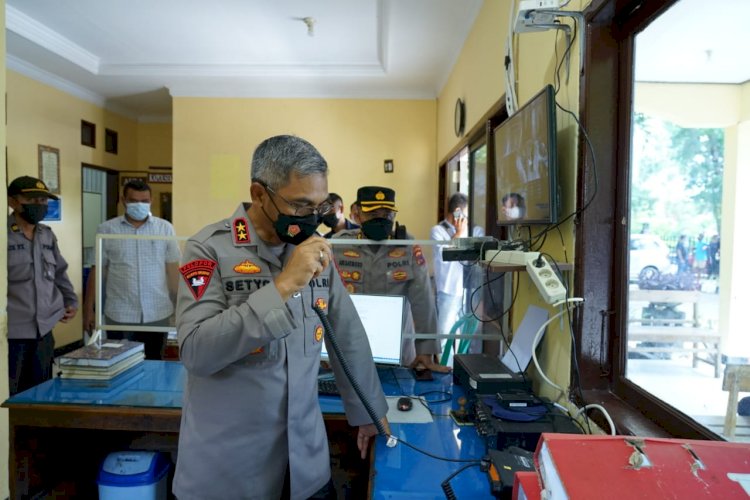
629,234,674,281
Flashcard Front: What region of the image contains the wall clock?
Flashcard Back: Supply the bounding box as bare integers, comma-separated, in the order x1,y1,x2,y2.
454,98,466,137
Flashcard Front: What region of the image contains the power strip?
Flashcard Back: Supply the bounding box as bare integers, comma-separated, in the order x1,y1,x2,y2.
525,255,566,304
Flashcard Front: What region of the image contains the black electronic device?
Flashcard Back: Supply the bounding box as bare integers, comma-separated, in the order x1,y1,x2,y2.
397,397,413,412
317,377,340,396
486,447,536,499
494,84,559,226
473,396,582,452
441,237,499,262
453,353,530,395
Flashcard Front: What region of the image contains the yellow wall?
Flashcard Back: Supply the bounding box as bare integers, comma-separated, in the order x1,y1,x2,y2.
172,98,436,239
437,0,508,161
636,82,743,127
437,0,590,400
136,122,173,219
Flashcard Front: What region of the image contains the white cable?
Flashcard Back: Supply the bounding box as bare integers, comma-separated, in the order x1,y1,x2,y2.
530,298,584,395
504,0,519,115
575,404,617,436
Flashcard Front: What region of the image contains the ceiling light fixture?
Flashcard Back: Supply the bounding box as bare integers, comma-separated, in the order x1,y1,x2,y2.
301,16,316,37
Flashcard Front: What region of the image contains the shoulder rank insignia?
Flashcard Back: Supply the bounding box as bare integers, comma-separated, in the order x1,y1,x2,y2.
413,245,425,266
233,218,251,245
180,259,218,300
233,260,261,274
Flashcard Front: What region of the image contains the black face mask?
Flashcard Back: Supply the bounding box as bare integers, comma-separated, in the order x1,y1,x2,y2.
19,203,48,225
361,218,393,241
274,213,320,245
321,212,339,229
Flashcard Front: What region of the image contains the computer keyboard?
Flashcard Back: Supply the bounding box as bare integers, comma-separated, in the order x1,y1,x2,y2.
317,378,340,396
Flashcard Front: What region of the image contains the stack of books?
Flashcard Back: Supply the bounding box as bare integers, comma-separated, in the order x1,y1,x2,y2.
58,340,145,380
514,432,750,499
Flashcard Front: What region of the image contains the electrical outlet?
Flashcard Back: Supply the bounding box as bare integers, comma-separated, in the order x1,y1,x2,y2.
514,0,561,33
525,255,566,304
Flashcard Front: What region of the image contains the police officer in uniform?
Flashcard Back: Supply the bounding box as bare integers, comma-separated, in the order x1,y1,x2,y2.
7,176,77,395
332,186,450,373
174,136,389,500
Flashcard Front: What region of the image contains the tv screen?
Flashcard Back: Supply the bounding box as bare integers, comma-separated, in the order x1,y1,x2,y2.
494,84,558,225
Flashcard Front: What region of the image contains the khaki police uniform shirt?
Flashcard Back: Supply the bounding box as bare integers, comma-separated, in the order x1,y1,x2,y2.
7,214,78,339
174,203,387,500
332,229,441,360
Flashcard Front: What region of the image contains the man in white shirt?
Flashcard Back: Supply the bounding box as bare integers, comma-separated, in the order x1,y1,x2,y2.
430,193,484,343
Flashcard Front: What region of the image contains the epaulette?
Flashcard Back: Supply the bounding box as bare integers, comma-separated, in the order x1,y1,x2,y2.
332,228,360,239
189,220,229,244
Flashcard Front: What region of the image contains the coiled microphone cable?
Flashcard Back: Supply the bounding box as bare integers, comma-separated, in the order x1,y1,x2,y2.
312,303,397,447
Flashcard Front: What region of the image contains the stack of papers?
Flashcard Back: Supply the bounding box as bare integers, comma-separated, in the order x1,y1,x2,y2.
58,340,145,380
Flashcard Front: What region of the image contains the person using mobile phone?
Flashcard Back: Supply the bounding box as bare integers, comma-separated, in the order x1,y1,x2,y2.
430,193,484,363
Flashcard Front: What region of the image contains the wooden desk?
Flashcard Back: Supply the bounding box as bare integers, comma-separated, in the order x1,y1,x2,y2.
4,362,493,499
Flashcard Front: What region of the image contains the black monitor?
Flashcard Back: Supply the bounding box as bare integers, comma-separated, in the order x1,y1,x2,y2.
494,85,558,225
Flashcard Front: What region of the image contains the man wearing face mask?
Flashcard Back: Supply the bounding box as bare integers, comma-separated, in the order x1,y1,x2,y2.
173,135,388,500
321,192,359,238
83,180,180,359
501,192,526,220
332,186,449,373
430,193,485,360
7,176,78,395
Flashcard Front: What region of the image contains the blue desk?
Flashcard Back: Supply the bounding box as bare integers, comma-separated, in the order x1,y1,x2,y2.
4,361,493,499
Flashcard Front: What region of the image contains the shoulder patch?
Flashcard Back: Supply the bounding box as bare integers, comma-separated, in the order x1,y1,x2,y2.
180,259,218,300
412,245,425,266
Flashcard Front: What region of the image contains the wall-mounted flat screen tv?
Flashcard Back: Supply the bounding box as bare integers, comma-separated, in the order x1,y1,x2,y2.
494,84,558,225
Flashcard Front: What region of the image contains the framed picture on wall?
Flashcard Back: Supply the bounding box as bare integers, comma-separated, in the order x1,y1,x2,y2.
38,145,61,194
118,171,148,187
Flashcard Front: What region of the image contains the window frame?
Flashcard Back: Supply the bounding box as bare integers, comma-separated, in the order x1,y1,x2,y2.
575,0,720,439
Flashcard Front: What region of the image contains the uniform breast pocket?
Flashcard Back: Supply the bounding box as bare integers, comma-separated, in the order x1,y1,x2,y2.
386,266,415,285
337,266,365,294
42,254,58,281
7,252,32,283
234,339,279,365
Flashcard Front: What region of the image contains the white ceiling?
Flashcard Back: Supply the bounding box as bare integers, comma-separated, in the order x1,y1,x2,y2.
5,0,483,121
635,0,750,85
5,0,748,123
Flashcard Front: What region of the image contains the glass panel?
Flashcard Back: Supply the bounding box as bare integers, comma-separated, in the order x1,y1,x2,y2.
470,143,487,230
626,0,749,440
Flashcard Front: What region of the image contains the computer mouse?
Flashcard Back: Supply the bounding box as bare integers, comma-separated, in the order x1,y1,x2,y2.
397,397,413,412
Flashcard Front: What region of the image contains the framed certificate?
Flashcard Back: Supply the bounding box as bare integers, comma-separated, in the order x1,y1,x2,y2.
38,145,60,194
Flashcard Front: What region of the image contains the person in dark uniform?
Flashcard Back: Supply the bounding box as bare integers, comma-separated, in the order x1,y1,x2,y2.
321,192,359,238
7,176,78,395
332,186,450,373
174,135,389,500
